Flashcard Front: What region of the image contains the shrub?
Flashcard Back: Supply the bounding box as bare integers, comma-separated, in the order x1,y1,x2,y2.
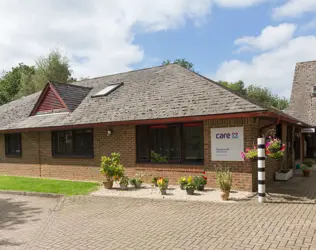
216,167,232,192
193,175,207,187
119,176,129,186
100,153,125,181
303,159,314,168
301,164,312,171
157,177,168,190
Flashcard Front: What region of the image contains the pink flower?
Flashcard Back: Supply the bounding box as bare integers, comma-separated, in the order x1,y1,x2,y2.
245,148,250,152
253,145,257,149
241,152,245,159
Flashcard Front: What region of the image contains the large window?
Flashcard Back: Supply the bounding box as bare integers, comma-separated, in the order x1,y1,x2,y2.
136,123,204,164
52,129,94,157
5,133,22,157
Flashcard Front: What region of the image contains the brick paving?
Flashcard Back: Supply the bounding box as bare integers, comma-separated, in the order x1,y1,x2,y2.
2,170,316,250
22,195,316,250
0,194,59,250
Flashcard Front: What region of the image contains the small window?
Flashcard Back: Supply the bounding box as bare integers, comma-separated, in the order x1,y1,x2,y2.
5,133,22,157
52,129,94,157
312,86,316,96
92,83,123,97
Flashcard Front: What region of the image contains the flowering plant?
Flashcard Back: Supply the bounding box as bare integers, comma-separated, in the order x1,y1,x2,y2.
185,176,196,190
266,137,285,160
241,146,258,160
157,177,169,190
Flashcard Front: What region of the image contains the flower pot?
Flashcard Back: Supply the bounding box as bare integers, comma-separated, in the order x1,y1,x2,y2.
120,183,128,190
186,187,195,195
160,189,167,195
197,185,204,191
302,170,311,177
134,182,142,189
103,180,113,189
220,191,230,201
180,184,186,190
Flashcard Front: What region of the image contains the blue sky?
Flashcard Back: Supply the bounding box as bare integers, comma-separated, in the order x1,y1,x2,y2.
0,0,316,98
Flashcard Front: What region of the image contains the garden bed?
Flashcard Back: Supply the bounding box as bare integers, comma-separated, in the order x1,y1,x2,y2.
0,176,100,196
91,183,251,202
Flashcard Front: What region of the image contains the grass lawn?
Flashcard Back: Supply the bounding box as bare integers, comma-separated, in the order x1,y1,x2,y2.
0,176,100,195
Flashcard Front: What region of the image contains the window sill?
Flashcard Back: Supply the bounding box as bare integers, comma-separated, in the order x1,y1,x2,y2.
5,154,22,158
136,161,204,166
53,155,94,159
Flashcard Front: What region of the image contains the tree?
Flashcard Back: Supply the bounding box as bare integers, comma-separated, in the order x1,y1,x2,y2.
0,63,35,104
162,59,196,72
218,80,289,110
18,49,73,97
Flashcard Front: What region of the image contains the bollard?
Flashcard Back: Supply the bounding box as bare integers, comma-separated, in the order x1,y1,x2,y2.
257,137,266,203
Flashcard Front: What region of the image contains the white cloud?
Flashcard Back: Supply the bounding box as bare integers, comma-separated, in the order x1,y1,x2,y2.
215,36,316,98
234,23,296,52
273,0,316,18
214,0,267,8
0,0,212,78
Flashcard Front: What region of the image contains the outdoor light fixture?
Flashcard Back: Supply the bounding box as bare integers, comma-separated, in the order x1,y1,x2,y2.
107,128,113,136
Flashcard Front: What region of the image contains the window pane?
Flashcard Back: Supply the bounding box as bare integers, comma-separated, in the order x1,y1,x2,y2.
169,126,181,161
56,131,72,154
5,133,21,155
137,126,149,161
150,126,169,163
74,130,93,155
183,125,204,163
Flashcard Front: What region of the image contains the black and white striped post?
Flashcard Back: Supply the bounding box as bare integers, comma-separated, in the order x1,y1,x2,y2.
257,137,266,203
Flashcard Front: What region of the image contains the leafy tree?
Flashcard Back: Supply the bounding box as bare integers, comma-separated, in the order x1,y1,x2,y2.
162,59,196,72
218,80,289,110
18,49,73,97
0,63,35,104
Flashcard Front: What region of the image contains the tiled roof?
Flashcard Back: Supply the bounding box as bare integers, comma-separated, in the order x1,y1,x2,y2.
285,61,316,126
0,64,267,131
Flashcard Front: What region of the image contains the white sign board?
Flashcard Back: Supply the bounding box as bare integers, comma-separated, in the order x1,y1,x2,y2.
301,128,315,133
211,127,244,161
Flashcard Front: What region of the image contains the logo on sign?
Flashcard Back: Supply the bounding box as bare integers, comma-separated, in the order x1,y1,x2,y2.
216,132,239,139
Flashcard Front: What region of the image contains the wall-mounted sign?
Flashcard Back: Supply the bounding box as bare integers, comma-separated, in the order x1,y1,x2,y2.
211,127,244,161
301,128,315,133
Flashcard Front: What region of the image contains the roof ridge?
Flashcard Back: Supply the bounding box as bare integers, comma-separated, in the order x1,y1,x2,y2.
172,64,267,111
296,60,316,65
72,64,169,85
49,80,92,90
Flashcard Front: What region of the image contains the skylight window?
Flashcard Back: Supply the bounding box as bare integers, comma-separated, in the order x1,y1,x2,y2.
92,82,123,98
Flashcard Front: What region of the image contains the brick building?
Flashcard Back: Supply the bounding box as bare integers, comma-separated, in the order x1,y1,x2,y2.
0,64,308,191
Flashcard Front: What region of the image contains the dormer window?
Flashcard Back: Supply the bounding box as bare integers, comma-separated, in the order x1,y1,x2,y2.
91,82,123,98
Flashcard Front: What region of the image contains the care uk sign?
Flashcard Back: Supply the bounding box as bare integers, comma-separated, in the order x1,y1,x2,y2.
211,127,244,161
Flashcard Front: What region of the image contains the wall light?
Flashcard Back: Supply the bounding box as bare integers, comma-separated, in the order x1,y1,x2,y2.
107,128,113,136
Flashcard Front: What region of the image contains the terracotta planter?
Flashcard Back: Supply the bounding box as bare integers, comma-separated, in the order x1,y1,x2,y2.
302,170,311,177
186,187,195,195
197,185,205,191
103,180,113,189
220,191,230,201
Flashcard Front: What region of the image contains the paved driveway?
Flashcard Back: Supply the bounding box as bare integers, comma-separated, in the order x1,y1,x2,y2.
0,194,59,250
13,195,315,250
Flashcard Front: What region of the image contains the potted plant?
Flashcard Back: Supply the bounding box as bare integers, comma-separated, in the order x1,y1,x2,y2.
216,167,232,201
178,177,188,190
129,171,144,188
151,176,158,187
193,174,207,191
157,177,168,195
185,176,196,195
241,146,258,161
100,152,125,189
119,176,129,190
301,159,314,177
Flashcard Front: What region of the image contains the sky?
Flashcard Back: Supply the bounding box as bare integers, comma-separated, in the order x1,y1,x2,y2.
0,0,316,98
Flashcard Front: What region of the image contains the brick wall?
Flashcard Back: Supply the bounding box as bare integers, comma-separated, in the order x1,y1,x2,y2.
0,118,282,191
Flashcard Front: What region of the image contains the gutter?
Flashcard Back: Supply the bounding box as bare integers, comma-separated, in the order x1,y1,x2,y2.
0,110,309,133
